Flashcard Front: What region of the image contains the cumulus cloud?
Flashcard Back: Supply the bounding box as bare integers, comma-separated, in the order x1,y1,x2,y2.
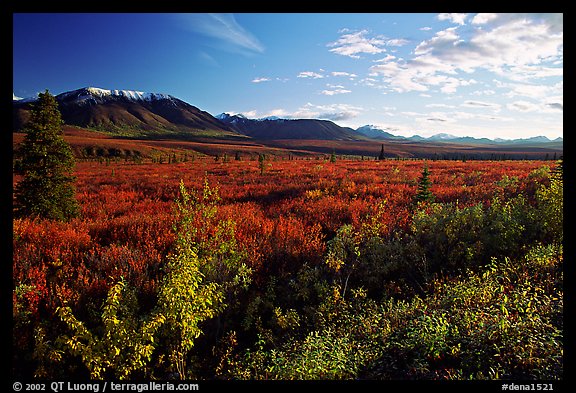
293,102,363,121
386,38,410,46
413,27,460,57
470,13,499,25
503,81,563,100
368,14,563,94
471,13,563,34
437,13,468,25
251,103,362,122
327,29,387,58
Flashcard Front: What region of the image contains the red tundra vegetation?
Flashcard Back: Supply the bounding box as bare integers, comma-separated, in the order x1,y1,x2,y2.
13,157,563,380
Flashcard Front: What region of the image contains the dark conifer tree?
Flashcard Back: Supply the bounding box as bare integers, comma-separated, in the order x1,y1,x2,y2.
413,164,435,204
14,90,79,221
378,144,385,160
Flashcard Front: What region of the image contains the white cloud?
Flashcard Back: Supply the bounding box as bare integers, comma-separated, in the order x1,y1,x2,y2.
471,13,562,34
297,71,324,79
240,110,259,118
419,75,477,94
505,64,563,81
370,58,476,93
251,77,270,83
327,29,386,58
320,88,352,96
420,26,432,31
505,83,551,99
261,109,289,117
250,103,363,122
368,15,562,94
374,54,397,63
471,13,499,25
293,102,363,121
437,13,468,25
177,13,264,55
503,80,562,100
359,77,377,87
413,27,460,57
386,38,410,46
331,71,358,78
426,103,456,109
471,89,496,96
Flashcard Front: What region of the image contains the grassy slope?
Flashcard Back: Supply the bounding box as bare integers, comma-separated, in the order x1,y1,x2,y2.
12,126,563,160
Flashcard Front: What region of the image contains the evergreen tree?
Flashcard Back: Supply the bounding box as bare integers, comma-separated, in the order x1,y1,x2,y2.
330,150,337,163
413,164,435,204
258,153,266,175
14,90,79,221
378,144,385,160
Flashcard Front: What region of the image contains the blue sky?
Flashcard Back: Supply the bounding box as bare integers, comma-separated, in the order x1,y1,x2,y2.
13,13,563,140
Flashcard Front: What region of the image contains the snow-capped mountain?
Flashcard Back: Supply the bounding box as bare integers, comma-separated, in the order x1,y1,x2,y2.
13,87,237,137
57,87,176,105
12,87,561,145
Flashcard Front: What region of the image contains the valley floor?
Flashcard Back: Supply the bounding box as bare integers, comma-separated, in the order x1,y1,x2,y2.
12,157,563,381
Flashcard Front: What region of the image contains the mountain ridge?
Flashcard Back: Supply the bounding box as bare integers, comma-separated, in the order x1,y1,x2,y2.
355,124,562,145
13,87,239,138
215,112,366,141
13,87,561,145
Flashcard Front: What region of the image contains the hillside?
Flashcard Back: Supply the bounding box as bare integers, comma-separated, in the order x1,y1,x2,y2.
13,87,242,139
216,113,367,141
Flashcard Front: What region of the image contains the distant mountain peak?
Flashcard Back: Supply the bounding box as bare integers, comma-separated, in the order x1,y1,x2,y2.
216,112,248,120
13,92,37,103
13,86,237,137
216,113,287,122
428,133,459,140
57,86,176,105
354,125,561,145
355,125,404,140
217,112,363,140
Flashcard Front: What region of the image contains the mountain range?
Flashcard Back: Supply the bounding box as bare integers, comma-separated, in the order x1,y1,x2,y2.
215,113,364,141
13,87,239,138
354,125,563,145
13,87,562,146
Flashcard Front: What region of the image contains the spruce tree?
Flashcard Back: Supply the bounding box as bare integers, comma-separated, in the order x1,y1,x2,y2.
413,164,435,204
14,90,79,221
258,153,266,175
378,144,385,160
